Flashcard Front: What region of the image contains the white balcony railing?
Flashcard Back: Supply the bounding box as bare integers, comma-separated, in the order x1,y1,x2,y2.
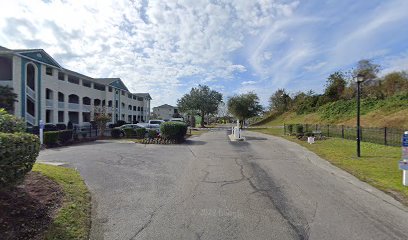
83,105,91,112
0,80,12,87
46,99,53,108
26,87,36,100
68,103,79,110
25,112,35,126
58,102,64,109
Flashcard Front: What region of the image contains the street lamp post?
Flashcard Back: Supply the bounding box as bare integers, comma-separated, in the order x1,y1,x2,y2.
355,74,365,157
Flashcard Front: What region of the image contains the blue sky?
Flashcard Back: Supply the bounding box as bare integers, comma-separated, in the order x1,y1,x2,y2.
1,0,408,107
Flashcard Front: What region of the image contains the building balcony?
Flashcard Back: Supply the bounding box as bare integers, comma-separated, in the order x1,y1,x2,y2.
0,80,12,87
25,112,35,126
83,105,92,112
68,103,79,110
26,87,36,100
46,99,53,108
58,102,64,109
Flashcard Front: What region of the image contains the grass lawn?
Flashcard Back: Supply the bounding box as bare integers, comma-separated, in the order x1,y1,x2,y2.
249,127,408,205
33,164,91,240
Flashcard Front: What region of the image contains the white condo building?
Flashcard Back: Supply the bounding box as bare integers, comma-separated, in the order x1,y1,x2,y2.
0,46,151,126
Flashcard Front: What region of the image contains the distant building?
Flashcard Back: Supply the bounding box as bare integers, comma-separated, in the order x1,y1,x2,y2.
0,46,151,126
152,104,179,120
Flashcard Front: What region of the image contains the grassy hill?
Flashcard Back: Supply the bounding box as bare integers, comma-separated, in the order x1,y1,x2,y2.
254,92,408,129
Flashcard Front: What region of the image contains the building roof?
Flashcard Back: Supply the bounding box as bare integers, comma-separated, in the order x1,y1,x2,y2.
154,104,176,109
133,93,152,100
0,45,151,98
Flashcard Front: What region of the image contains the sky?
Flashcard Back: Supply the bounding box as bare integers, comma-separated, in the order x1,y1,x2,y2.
1,0,408,108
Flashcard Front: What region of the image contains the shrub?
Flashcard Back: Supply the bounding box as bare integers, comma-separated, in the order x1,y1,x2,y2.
135,128,146,139
111,128,122,138
0,132,40,188
0,108,26,133
44,131,59,146
56,123,66,130
116,120,126,127
305,132,314,137
123,128,135,138
287,124,293,134
148,129,157,139
296,124,304,134
67,121,73,130
160,122,187,141
58,130,73,143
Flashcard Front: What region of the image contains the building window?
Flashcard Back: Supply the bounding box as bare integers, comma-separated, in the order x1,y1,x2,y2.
108,86,112,92
121,90,125,96
0,56,12,80
137,106,140,111
58,72,65,81
128,93,132,98
46,67,53,76
58,111,64,122
94,83,105,91
138,97,143,101
133,106,136,111
83,80,91,88
141,107,144,112
108,100,112,107
68,75,79,84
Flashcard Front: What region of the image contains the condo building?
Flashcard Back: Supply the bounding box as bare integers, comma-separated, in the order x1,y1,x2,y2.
0,46,151,126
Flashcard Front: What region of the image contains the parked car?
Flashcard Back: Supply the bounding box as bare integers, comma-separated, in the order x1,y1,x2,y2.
148,120,164,128
170,118,184,122
115,124,145,137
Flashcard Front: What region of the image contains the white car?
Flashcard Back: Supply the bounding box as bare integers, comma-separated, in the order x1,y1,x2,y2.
148,120,164,128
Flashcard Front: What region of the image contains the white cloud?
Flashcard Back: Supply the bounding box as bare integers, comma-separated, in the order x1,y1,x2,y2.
0,0,301,106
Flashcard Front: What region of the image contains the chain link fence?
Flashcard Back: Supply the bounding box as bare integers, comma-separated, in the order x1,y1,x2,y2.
284,123,406,147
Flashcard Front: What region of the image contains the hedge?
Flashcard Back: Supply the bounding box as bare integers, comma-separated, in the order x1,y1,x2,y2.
135,128,146,139
111,128,121,138
160,122,187,141
0,109,26,133
44,131,59,146
58,130,73,143
123,128,135,138
0,132,40,188
148,129,157,139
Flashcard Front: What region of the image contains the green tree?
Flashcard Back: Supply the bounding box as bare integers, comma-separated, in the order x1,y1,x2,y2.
0,86,18,113
324,71,347,101
269,89,291,113
353,59,380,81
382,71,408,96
177,85,223,127
227,92,263,128
92,106,111,137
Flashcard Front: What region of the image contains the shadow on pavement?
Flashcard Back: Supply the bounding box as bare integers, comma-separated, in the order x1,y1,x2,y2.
245,136,268,141
184,139,207,145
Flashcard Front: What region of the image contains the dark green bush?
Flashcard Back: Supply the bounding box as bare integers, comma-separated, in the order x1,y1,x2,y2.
287,124,293,134
0,108,26,133
296,124,304,134
160,122,187,141
305,132,314,137
148,129,157,139
44,131,59,146
123,128,135,138
58,130,73,143
0,132,40,188
111,128,121,138
135,128,146,139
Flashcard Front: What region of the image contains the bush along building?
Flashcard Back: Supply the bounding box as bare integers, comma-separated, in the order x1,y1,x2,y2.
0,46,151,127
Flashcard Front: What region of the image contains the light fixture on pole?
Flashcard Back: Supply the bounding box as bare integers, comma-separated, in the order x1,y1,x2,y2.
355,73,365,157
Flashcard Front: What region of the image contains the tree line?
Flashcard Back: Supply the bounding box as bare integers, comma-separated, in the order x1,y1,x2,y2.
269,59,408,115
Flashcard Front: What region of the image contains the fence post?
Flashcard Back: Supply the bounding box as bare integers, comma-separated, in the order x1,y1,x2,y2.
360,127,363,141
315,124,318,131
341,125,344,139
284,123,286,135
384,127,387,146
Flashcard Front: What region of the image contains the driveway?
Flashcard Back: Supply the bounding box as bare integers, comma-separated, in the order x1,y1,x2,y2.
38,129,408,240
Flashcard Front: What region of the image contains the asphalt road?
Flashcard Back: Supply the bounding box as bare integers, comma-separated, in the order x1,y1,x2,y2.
38,129,408,240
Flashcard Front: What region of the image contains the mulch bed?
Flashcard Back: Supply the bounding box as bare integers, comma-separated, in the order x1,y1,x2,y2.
0,172,64,240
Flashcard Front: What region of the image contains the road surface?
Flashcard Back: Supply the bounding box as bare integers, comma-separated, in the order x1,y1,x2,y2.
39,129,408,240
